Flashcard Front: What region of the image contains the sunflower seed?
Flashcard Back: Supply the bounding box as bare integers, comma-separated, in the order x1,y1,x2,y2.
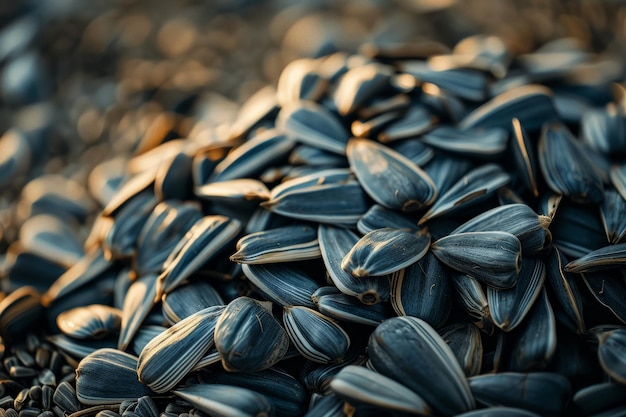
432,231,521,289
173,383,273,417
342,227,430,277
329,365,431,415
283,306,350,364
214,297,289,372
347,138,437,212
75,348,154,405
368,316,475,416
137,306,224,393
390,252,452,328
318,224,390,305
230,225,320,264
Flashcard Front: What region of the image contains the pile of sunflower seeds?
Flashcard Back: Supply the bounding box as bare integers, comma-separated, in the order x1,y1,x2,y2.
2,1,626,417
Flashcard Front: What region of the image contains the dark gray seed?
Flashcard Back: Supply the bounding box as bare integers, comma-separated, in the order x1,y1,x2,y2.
510,118,539,197
545,248,585,335
241,263,319,309
419,164,510,225
356,204,418,235
215,297,289,372
352,109,404,139
368,316,475,416
387,138,434,167
330,365,431,415
19,214,83,269
347,138,437,212
581,103,626,157
121,396,159,417
317,293,392,326
42,249,113,307
137,306,224,393
0,396,14,409
538,121,604,204
508,290,557,372
198,367,307,417
488,257,545,332
342,227,430,277
52,382,80,414
0,286,44,341
460,84,558,131
102,191,157,260
118,273,158,351
75,348,155,405
47,334,117,362
611,164,626,202
230,225,320,264
18,408,40,417
283,306,350,364
39,411,55,417
130,326,166,357
14,389,29,411
311,286,341,305
56,305,122,340
27,387,40,404
574,383,626,416
451,204,550,256
269,168,352,200
597,328,626,384
276,100,349,154
262,178,369,227
452,273,494,335
565,243,626,273
582,269,626,324
550,199,607,259
9,367,36,379
378,104,438,143
288,144,346,167
154,151,193,202
134,201,202,277
34,349,49,369
156,215,241,297
401,62,488,101
302,393,344,417
6,410,18,417
15,350,34,368
214,129,295,182
469,372,571,417
421,126,508,159
301,352,367,395
439,323,483,377
173,383,273,417
356,94,411,120
454,407,542,417
162,281,224,325
432,231,521,289
600,189,626,244
318,225,390,305
421,81,468,123
41,386,52,410
422,152,474,196
333,62,392,116
390,252,452,329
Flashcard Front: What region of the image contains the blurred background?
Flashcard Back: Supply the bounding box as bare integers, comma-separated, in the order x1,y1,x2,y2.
1,0,625,251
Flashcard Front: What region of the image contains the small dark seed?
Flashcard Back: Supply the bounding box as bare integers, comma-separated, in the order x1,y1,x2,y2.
10,367,37,379
19,407,41,417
